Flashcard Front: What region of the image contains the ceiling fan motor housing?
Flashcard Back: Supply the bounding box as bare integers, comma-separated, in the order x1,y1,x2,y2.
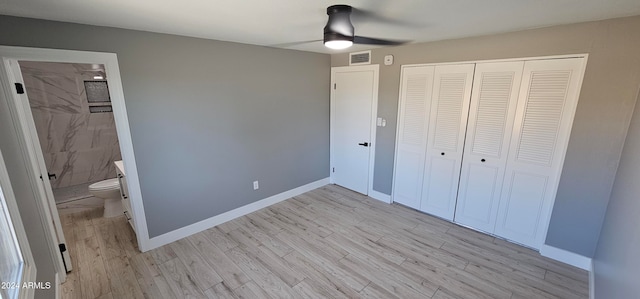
324,4,355,43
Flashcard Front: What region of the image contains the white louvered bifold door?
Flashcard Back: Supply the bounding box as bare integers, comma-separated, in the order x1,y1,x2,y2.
393,66,435,209
494,58,585,249
420,64,475,220
454,61,524,233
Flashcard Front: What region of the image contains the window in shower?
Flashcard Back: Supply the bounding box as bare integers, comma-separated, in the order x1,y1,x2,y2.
85,80,112,113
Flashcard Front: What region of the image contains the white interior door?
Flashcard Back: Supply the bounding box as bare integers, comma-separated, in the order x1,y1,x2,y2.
6,59,71,274
454,61,524,232
392,66,434,209
331,65,378,195
420,64,475,220
494,58,585,249
393,66,435,209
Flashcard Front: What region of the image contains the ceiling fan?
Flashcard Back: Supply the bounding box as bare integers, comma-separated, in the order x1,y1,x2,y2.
323,4,407,50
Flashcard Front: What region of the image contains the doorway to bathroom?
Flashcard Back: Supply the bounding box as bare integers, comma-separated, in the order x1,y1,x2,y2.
19,61,122,213
0,46,149,287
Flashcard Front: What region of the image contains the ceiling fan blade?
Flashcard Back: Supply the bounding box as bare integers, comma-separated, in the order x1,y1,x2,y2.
351,8,424,28
268,40,322,48
323,5,409,48
353,36,406,46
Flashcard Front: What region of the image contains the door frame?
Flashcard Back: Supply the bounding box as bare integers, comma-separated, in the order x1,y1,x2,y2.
5,58,76,276
330,64,380,198
0,47,150,263
0,148,37,299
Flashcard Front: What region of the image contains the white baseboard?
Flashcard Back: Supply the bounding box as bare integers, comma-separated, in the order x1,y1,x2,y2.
589,260,595,299
55,272,60,299
369,190,392,203
540,244,592,270
146,178,330,250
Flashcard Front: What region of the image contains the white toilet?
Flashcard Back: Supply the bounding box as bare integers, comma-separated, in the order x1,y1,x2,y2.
88,178,122,218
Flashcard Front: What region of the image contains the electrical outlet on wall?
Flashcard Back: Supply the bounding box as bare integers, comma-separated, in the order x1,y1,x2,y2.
253,181,259,190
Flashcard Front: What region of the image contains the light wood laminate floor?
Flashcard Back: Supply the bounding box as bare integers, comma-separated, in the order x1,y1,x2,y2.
60,185,588,299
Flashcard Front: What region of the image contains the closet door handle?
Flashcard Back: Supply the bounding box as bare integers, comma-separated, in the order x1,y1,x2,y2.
358,142,369,147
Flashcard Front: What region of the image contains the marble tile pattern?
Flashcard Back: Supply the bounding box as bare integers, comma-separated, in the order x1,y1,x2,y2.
20,61,121,189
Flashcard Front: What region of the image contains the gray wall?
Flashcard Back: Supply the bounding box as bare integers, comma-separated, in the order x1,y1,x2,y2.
332,15,640,257
0,15,330,238
593,89,640,298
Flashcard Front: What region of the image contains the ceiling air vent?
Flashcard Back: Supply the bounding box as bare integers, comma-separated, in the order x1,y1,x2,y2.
349,50,371,65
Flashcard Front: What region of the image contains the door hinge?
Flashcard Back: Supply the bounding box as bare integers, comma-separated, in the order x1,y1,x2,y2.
59,243,66,252
14,83,24,94
333,83,336,90
332,167,335,173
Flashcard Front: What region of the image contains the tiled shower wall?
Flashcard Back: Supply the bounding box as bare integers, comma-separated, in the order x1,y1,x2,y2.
20,61,121,189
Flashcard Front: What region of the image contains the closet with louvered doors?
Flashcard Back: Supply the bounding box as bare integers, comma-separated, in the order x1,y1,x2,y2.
493,58,585,248
454,61,524,233
392,63,475,217
420,64,475,220
392,65,434,210
392,57,586,249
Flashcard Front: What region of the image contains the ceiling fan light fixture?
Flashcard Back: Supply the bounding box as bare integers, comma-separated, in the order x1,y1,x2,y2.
324,39,353,50
323,5,354,50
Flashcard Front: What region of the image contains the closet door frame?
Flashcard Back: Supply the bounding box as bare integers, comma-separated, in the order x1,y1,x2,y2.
392,53,588,250
535,56,587,248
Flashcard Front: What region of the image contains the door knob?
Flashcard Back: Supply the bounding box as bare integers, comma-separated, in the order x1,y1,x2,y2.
358,142,369,147
481,159,486,162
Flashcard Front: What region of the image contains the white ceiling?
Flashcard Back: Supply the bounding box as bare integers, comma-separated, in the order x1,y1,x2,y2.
1,0,640,54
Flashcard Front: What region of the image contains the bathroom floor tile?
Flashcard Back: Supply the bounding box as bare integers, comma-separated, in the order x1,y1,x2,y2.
57,196,104,215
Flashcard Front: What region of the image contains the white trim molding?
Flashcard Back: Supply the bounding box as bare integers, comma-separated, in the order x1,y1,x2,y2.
589,260,595,299
540,244,592,271
403,53,589,69
369,190,392,204
55,272,60,299
146,178,330,250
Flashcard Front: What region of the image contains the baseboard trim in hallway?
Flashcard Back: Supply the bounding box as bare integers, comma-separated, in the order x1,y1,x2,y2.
590,261,595,299
368,190,392,203
540,244,592,270
146,177,330,250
